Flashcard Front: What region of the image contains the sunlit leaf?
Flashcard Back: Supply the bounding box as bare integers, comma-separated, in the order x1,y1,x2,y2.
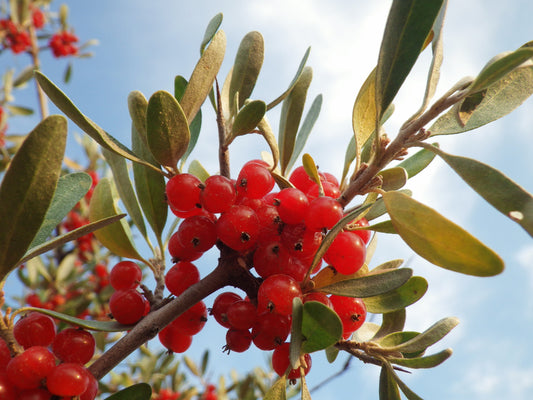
382,317,459,354
389,348,453,369
279,66,313,175
263,376,287,400
231,100,266,137
376,331,423,358
200,13,223,54
366,220,396,234
302,153,322,188
300,301,343,354
372,259,404,271
318,268,412,298
146,90,190,170
352,322,381,342
430,64,533,135
378,167,407,191
383,191,504,276
425,144,533,237
181,30,226,124
229,31,264,114
0,115,66,278
128,90,149,144
376,0,444,120
352,68,377,166
34,72,161,175
105,383,152,400
456,89,486,126
257,118,280,170
363,276,428,313
364,189,412,221
188,160,210,182
29,172,91,249
88,178,144,261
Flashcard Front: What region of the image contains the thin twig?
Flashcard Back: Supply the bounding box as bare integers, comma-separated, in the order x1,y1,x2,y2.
215,80,230,178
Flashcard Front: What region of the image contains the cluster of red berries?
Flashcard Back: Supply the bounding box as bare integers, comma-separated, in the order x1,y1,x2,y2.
164,161,370,379
0,312,98,399
154,387,181,400
0,19,31,54
49,31,79,58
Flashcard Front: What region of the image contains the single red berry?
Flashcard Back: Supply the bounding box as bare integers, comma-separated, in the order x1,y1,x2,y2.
46,363,89,397
6,346,55,390
274,188,309,225
158,325,193,353
176,215,217,253
210,292,242,328
272,342,312,379
166,173,203,213
348,217,372,244
165,262,200,296
304,196,343,231
13,312,56,349
324,231,366,275
288,166,316,193
224,329,252,353
284,256,308,282
257,274,302,316
216,205,260,252
255,204,283,242
80,372,99,400
171,301,207,335
52,328,95,365
109,289,145,325
109,260,142,290
251,313,291,350
281,223,323,261
226,300,257,330
253,241,289,278
303,292,333,308
168,231,203,262
200,175,236,213
31,8,45,29
329,295,366,336
305,180,341,201
236,162,275,199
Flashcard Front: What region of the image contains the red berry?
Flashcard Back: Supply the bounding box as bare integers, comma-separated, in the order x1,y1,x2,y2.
166,173,202,213
224,329,252,353
158,325,193,353
272,342,311,379
110,261,142,290
274,188,309,225
253,241,289,278
18,387,52,400
109,289,145,325
324,231,366,275
210,292,242,328
288,166,316,193
176,215,217,253
80,372,98,400
236,162,275,199
305,181,341,201
6,346,55,390
165,262,200,296
304,196,343,231
172,301,207,335
13,312,56,349
251,313,291,350
216,205,260,252
49,31,79,57
303,292,333,308
0,339,11,371
257,274,302,316
168,231,202,262
46,363,89,397
200,175,236,213
52,328,95,365
329,295,366,336
349,217,372,244
226,300,257,330
0,372,17,400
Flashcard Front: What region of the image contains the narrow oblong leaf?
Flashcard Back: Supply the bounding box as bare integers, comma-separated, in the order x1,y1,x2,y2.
383,317,459,354
383,191,504,276
0,115,67,277
364,189,412,221
29,172,91,249
105,383,152,400
279,66,313,175
301,301,343,354
372,309,406,340
34,72,161,175
200,13,223,54
128,91,149,144
187,160,210,182
363,276,428,314
389,348,453,369
425,144,533,237
256,118,280,170
229,31,264,114
379,365,401,400
289,298,304,369
456,89,486,126
102,149,148,239
263,376,287,400
231,100,266,137
396,145,438,178
181,30,226,123
430,64,533,135
318,268,412,298
376,0,444,119
367,220,397,234
352,68,377,165
146,90,190,169
88,178,144,261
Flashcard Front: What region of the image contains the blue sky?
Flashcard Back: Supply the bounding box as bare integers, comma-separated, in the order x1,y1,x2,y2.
4,1,533,399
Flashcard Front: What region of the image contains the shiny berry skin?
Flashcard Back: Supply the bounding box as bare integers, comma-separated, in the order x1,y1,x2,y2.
305,181,341,201
324,231,366,275
224,329,252,353
110,261,142,290
166,173,202,213
251,313,291,350
257,274,302,316
200,175,236,213
226,300,257,330
158,325,193,353
274,188,309,225
288,166,316,193
165,261,200,296
252,241,289,278
176,215,217,253
109,289,145,325
168,231,202,262
236,161,275,199
303,292,333,308
349,217,372,244
210,292,242,328
0,372,17,399
272,342,312,379
172,301,207,335
6,346,55,390
46,363,89,397
329,295,366,336
80,372,99,400
216,205,260,252
52,328,95,365
13,312,56,349
305,196,343,231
